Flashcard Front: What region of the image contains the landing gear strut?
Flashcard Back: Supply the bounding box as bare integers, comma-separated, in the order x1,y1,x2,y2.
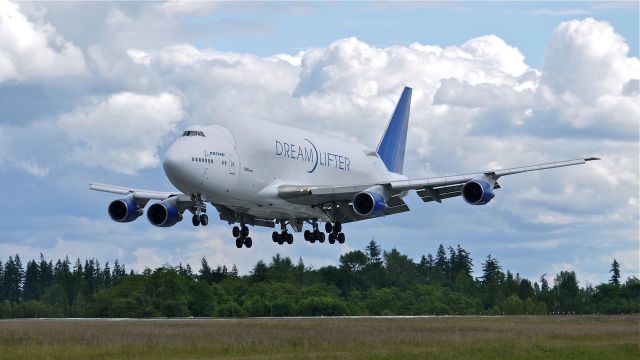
330,221,345,244
272,220,293,245
233,217,252,248
304,221,327,243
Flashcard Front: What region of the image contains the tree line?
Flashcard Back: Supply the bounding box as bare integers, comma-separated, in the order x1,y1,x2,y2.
0,241,637,318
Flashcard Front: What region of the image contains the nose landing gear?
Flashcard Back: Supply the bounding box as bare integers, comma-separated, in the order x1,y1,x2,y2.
191,194,208,227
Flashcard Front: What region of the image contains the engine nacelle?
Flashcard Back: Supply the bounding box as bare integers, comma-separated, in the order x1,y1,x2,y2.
147,200,183,227
353,191,387,217
462,179,495,205
108,198,143,223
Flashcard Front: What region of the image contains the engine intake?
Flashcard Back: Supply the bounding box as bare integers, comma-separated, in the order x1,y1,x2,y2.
462,180,495,205
108,198,143,223
353,191,387,217
147,200,183,227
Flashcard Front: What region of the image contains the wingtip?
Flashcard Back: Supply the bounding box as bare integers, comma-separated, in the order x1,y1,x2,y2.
585,157,601,161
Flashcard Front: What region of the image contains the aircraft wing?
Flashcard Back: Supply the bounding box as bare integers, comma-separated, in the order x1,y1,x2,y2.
278,157,599,218
89,183,191,201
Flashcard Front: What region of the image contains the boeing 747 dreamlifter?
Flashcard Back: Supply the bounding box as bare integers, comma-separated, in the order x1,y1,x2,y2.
90,87,599,248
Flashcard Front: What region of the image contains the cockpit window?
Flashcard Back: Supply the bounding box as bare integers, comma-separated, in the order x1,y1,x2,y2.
182,130,205,137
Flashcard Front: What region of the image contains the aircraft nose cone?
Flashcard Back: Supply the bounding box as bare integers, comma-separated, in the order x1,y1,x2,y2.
163,147,183,177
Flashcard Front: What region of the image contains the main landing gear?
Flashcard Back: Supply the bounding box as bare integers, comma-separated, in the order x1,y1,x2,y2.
272,220,294,245
233,223,252,249
304,221,345,244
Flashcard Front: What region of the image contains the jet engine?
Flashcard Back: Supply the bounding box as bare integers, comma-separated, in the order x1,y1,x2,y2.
108,197,143,223
353,191,387,217
461,179,495,205
147,200,183,227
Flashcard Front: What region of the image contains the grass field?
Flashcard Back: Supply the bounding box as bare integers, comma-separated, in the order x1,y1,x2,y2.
0,316,637,359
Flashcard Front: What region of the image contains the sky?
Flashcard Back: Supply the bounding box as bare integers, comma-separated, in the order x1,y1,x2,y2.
0,1,638,286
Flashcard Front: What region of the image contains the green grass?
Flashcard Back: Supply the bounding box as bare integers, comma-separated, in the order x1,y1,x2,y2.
0,316,638,359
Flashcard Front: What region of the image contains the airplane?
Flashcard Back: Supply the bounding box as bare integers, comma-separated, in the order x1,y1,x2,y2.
90,87,599,249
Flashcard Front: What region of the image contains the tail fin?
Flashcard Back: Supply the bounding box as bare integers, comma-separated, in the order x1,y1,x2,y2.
376,86,412,174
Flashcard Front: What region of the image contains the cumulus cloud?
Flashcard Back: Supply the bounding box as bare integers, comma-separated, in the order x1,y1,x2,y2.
0,0,86,82
2,5,637,284
58,92,184,174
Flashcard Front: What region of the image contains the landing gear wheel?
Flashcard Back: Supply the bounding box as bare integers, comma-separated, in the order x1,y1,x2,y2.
232,226,240,238
286,233,294,244
200,214,208,226
328,233,335,244
337,232,345,244
319,232,325,243
235,238,243,248
304,230,311,241
192,214,200,226
241,226,249,238
335,221,342,233
272,231,279,242
278,234,285,245
325,222,333,234
244,237,252,248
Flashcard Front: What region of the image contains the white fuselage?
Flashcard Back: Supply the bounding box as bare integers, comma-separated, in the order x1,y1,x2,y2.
162,118,399,221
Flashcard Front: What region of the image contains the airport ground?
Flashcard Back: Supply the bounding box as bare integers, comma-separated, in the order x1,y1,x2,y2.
0,315,637,359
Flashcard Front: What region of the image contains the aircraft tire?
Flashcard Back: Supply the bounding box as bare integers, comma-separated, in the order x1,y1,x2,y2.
192,214,200,226
287,233,294,244
235,238,243,248
335,221,342,233
232,226,240,238
328,233,335,244
304,230,311,241
337,232,345,244
319,232,325,243
241,226,249,238
200,214,208,226
244,237,252,248
324,222,333,233
272,231,279,242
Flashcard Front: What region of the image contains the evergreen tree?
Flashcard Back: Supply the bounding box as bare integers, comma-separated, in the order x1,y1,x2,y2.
23,260,40,301
609,259,621,286
435,244,448,275
102,262,112,288
540,274,549,292
199,257,213,283
1,255,23,302
38,255,53,293
481,255,501,285
295,258,305,285
112,259,126,280
365,239,382,266
0,260,4,301
456,246,472,275
251,260,268,282
230,265,239,278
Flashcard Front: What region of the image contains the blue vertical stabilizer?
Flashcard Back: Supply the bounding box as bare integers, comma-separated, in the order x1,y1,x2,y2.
376,87,412,174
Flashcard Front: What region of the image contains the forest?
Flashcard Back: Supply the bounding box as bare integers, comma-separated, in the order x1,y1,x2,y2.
0,241,638,318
